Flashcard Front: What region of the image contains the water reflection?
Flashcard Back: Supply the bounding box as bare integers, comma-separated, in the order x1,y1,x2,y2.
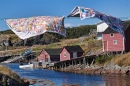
4,63,130,86
103,74,130,86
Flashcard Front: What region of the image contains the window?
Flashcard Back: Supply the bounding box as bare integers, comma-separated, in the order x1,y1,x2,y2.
64,52,66,57
45,58,48,62
113,40,117,45
110,33,114,37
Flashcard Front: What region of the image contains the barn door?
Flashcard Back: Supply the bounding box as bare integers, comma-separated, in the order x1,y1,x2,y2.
103,41,108,52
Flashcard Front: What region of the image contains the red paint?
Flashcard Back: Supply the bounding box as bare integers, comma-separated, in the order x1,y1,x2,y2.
103,33,124,52
103,26,130,52
103,41,107,51
60,48,70,61
38,46,84,62
60,47,84,61
38,49,49,62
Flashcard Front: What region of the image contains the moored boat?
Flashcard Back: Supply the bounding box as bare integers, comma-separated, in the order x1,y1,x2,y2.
19,63,33,68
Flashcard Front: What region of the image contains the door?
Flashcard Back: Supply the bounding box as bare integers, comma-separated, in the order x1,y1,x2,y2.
103,41,108,52
73,52,77,58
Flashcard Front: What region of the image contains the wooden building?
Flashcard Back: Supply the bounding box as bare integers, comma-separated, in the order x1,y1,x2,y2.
102,20,130,52
38,48,62,62
60,45,84,61
96,22,108,40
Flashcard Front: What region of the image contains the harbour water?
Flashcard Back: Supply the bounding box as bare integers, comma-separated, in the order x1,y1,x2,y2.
4,63,130,86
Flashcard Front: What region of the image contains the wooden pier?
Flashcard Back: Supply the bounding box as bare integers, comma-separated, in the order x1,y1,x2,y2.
48,55,96,70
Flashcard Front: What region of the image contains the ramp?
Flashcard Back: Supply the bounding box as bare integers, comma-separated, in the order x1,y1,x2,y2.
1,55,24,63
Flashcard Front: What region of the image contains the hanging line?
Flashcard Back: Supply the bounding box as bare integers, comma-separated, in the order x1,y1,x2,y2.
0,16,130,20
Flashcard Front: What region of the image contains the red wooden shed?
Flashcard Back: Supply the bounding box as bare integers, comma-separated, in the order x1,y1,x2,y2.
60,45,84,61
102,20,130,52
38,48,62,62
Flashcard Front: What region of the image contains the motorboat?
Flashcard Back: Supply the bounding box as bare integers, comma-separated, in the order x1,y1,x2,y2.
19,63,33,69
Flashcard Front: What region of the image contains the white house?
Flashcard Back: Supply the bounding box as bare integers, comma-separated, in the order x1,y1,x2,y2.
96,22,108,40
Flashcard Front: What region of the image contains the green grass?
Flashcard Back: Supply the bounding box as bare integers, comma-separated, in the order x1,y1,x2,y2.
0,34,103,61
1,33,130,67
95,54,116,65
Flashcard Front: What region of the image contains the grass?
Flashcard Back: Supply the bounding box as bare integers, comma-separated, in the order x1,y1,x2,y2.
0,65,23,83
94,52,130,67
1,34,130,66
112,52,130,66
95,54,116,65
0,34,103,58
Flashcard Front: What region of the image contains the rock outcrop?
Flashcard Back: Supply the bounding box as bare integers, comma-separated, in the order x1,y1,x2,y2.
56,62,130,75
0,65,29,86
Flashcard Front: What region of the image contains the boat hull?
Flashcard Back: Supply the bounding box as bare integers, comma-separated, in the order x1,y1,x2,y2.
19,64,33,68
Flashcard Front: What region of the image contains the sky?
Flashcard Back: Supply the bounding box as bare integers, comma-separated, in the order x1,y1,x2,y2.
0,0,130,31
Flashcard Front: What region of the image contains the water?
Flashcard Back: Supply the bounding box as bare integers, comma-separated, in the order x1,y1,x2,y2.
4,63,130,86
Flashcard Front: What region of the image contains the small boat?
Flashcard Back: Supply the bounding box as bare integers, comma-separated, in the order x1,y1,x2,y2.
19,63,33,69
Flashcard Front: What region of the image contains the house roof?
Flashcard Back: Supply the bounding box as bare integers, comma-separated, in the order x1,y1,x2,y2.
64,45,84,53
44,48,62,55
102,20,130,34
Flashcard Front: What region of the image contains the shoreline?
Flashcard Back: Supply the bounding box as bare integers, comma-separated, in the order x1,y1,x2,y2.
51,62,130,75
1,63,55,86
4,62,130,86
0,65,29,86
22,78,55,86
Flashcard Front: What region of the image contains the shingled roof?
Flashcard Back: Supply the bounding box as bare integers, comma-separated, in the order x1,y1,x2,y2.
45,48,62,55
64,45,84,53
103,20,130,34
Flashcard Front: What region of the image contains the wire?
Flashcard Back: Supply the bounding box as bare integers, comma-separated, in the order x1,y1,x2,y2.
0,16,130,20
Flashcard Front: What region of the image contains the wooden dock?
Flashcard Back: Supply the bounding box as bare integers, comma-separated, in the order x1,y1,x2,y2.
48,55,96,70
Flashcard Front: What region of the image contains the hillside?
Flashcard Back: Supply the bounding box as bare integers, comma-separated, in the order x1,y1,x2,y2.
1,23,130,67
1,31,130,67
0,33,102,56
0,24,96,46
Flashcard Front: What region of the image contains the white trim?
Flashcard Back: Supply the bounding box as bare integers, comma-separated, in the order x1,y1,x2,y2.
103,41,104,52
110,33,114,37
123,37,125,51
65,50,71,60
113,40,117,45
69,52,71,60
102,34,104,52
60,54,61,61
48,55,51,62
63,52,66,57
107,41,108,51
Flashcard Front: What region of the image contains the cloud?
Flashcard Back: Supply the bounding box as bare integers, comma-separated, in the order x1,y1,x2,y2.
65,23,89,28
78,24,82,26
64,23,74,28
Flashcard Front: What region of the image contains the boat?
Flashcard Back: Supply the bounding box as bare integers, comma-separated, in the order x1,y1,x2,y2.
19,63,33,69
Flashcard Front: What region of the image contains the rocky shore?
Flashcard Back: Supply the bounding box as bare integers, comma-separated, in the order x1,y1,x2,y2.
0,65,29,86
22,78,55,86
0,64,55,86
55,62,130,75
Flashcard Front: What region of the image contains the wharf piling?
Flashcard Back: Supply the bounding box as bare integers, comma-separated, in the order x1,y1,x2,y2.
49,55,96,70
